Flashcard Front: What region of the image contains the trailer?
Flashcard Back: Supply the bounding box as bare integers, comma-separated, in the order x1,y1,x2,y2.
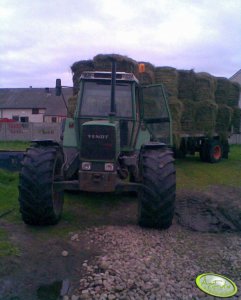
174,134,229,163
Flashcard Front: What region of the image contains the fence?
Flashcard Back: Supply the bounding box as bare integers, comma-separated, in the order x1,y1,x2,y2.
229,134,241,145
1,121,240,145
0,122,61,141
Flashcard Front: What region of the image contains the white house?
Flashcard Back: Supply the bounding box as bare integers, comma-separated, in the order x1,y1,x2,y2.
0,87,72,123
230,69,241,107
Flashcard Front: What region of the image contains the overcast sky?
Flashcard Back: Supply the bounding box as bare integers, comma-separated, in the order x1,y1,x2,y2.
0,0,241,88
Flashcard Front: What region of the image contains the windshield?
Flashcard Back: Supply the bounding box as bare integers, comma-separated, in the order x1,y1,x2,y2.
80,81,133,118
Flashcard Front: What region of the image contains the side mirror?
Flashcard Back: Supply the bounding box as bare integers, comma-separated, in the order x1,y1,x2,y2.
55,79,62,96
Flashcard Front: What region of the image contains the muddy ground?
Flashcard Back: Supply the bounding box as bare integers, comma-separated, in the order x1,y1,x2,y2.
0,185,241,300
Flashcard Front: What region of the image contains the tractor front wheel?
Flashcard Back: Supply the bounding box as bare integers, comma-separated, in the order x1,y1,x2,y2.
138,148,176,229
18,145,64,225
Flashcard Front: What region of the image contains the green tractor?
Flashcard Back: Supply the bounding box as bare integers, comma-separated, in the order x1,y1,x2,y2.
18,61,176,229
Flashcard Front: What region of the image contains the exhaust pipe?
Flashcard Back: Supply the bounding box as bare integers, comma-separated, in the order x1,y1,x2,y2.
110,59,116,118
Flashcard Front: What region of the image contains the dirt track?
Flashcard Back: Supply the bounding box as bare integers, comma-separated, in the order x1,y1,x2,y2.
0,186,241,300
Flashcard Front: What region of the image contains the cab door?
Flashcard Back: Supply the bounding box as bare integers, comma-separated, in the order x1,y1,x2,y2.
141,84,172,146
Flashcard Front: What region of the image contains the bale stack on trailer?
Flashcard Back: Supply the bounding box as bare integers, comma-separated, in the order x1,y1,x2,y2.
214,77,233,139
154,66,181,144
179,99,196,132
93,53,138,73
70,54,241,155
71,60,95,94
231,107,241,134
215,105,233,134
214,78,241,136
70,54,139,114
178,70,196,101
168,99,183,143
163,69,219,147
228,82,240,107
195,100,218,134
215,77,230,105
155,67,179,98
176,70,218,136
227,81,240,134
194,73,218,135
194,72,216,102
155,66,240,159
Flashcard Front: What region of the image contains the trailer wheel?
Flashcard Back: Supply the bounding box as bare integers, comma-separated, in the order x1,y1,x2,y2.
207,140,223,163
138,148,176,229
18,146,64,225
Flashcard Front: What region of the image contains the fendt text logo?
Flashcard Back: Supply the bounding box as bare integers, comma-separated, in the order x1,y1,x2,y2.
87,134,109,140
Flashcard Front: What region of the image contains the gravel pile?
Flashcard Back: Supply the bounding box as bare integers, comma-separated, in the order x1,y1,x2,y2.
68,224,241,300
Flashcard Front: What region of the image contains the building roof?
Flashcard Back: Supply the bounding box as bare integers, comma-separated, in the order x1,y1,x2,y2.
230,69,241,85
0,88,73,116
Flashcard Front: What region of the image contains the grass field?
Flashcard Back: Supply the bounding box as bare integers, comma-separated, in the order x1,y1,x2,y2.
176,145,241,190
0,141,30,151
0,143,240,255
0,228,20,257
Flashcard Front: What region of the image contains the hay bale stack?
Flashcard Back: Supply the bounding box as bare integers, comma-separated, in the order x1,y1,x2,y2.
168,97,183,133
93,53,137,73
169,98,183,149
143,97,161,119
178,70,196,101
180,99,197,133
71,54,138,94
215,105,233,133
231,107,241,133
228,82,240,107
194,72,217,102
71,60,95,94
136,62,155,84
215,77,230,105
67,95,78,118
195,101,217,134
155,67,179,97
69,54,239,137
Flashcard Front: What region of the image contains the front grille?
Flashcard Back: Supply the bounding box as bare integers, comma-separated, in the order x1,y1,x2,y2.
81,125,116,160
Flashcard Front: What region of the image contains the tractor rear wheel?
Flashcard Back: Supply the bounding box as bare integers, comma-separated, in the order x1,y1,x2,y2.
138,148,176,229
18,146,64,225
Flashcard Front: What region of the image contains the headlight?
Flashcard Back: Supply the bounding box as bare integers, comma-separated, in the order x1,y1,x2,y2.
104,163,114,171
82,162,92,170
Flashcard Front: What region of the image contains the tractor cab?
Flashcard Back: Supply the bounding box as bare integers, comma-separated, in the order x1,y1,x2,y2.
77,71,139,150
79,71,137,119
75,70,172,150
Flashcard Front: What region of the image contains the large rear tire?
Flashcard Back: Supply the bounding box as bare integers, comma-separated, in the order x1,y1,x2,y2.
18,146,64,225
138,148,176,229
